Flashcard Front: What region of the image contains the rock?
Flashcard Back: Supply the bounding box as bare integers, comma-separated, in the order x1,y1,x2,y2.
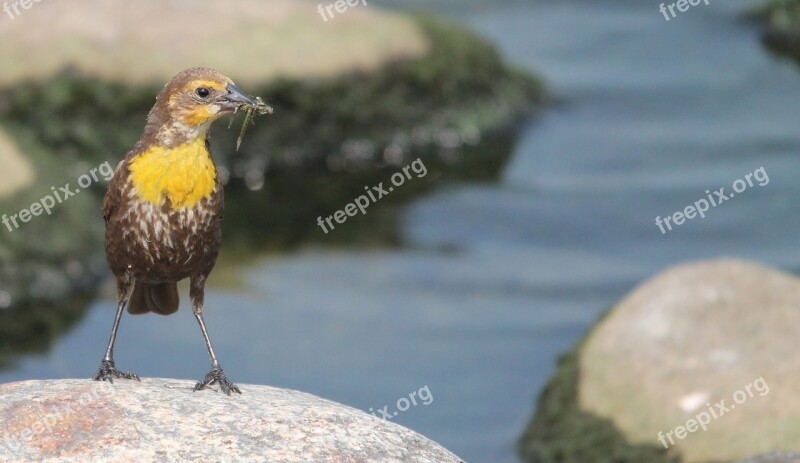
521,259,800,462
0,0,428,87
0,378,463,463
0,128,35,200
579,259,800,461
739,452,800,463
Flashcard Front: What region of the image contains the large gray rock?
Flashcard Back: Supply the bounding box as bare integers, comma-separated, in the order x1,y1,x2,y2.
578,259,800,461
0,0,428,87
0,378,463,463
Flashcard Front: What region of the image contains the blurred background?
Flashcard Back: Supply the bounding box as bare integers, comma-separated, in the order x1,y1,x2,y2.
2,0,800,461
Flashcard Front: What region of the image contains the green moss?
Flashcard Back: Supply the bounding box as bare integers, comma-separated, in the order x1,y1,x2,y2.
517,314,681,463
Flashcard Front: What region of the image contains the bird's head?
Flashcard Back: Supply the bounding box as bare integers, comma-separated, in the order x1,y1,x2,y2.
144,67,257,146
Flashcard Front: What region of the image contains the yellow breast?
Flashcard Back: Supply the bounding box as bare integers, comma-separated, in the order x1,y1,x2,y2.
128,138,217,209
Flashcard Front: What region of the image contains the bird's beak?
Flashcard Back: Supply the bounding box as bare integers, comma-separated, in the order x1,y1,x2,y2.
219,83,256,111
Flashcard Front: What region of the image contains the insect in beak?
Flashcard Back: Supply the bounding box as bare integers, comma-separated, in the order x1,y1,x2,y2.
225,90,273,151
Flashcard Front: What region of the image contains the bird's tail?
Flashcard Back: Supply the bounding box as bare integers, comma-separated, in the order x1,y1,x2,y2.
128,282,180,315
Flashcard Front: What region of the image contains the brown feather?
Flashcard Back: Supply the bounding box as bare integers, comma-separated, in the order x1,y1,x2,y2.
128,282,180,315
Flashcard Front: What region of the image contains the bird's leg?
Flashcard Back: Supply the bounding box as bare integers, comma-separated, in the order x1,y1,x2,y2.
93,278,139,383
191,277,240,395
193,310,241,395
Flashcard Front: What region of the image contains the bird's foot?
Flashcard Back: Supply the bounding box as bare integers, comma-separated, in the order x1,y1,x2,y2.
93,359,140,383
194,368,241,395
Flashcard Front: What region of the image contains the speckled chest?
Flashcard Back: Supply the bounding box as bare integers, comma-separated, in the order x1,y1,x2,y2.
105,174,223,283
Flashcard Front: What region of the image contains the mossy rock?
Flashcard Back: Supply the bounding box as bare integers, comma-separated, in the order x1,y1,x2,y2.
518,322,679,463
0,15,542,166
520,259,800,462
0,16,544,251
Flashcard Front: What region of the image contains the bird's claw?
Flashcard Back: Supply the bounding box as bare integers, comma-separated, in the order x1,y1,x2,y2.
194,368,241,395
93,359,140,383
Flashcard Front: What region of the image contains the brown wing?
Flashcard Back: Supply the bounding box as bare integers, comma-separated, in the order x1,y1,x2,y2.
102,158,130,224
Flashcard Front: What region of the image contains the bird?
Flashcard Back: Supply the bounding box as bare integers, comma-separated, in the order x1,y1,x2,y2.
93,67,262,395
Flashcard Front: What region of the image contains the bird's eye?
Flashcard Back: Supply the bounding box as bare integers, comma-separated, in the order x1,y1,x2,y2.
195,87,211,98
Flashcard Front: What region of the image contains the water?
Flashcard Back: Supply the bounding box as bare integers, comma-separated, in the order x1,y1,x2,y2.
3,1,800,462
